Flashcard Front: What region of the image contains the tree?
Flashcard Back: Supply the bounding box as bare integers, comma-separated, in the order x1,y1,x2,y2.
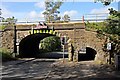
94,8,120,64
43,0,63,23
0,16,17,30
39,36,61,52
94,0,114,6
63,14,70,22
4,16,17,27
0,8,4,22
104,8,120,36
98,8,120,62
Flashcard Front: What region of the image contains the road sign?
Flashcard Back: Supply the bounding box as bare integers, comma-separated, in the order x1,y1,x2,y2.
107,43,111,50
61,36,66,45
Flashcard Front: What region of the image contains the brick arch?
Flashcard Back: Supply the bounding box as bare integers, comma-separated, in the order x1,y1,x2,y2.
19,33,56,58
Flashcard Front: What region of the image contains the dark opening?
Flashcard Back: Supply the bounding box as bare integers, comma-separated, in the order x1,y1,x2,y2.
78,47,97,61
19,33,55,58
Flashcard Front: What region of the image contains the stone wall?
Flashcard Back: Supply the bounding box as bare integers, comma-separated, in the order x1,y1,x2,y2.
17,31,30,43
1,30,30,52
1,31,14,52
56,29,107,63
1,28,107,63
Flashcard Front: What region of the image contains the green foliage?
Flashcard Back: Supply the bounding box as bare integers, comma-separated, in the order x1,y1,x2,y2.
0,48,16,62
98,8,120,55
0,16,17,31
96,30,105,39
2,16,17,22
39,36,61,53
85,22,106,31
43,0,63,22
0,25,6,30
103,9,120,36
94,0,113,6
109,35,120,54
63,14,70,22
86,8,120,56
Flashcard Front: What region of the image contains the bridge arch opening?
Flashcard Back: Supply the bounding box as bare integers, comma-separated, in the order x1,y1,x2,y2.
19,33,55,58
78,47,97,61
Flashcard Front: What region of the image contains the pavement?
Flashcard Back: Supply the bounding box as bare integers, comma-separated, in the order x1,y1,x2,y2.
1,58,120,80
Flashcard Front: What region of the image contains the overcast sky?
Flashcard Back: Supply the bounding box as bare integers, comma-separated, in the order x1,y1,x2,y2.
1,0,119,22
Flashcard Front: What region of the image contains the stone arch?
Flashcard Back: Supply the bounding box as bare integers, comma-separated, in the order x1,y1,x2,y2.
19,33,55,58
86,44,106,63
78,45,97,61
86,47,97,60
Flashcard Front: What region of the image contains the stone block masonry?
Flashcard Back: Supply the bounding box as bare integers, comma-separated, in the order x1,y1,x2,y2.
1,24,107,64
56,29,107,63
1,31,14,52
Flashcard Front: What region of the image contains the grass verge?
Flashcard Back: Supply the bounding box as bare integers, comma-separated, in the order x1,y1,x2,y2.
0,48,17,62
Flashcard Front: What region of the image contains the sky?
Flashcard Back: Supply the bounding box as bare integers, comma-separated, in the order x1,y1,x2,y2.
0,0,119,22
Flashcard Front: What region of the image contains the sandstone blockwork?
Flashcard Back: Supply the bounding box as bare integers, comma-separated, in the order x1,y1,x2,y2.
1,28,107,63
1,31,14,52
56,29,106,63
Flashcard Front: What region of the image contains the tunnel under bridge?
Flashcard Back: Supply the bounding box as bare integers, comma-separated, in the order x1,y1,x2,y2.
18,27,59,58
78,47,97,61
19,33,56,58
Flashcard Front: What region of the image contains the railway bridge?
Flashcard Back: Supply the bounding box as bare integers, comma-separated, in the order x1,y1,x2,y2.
1,22,107,63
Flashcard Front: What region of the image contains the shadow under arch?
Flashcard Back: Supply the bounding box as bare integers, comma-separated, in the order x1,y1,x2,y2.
19,33,55,58
78,47,97,61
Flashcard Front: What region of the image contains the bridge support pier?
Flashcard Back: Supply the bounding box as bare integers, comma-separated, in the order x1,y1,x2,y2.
68,39,78,62
73,51,78,62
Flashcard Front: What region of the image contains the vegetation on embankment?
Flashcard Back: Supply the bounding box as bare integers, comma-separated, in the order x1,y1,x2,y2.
0,25,6,30
85,8,120,64
0,48,16,62
85,22,106,31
